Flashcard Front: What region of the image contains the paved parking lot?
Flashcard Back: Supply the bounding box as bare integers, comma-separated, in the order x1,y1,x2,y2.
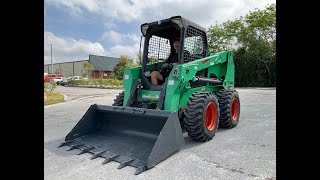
44,86,276,180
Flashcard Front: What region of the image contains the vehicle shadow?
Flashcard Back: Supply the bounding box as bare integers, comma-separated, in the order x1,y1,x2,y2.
44,138,82,157
181,127,230,150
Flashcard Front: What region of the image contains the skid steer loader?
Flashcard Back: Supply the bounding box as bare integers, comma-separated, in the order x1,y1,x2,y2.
58,16,240,175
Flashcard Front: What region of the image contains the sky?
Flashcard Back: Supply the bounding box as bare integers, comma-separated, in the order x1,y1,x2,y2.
44,0,276,65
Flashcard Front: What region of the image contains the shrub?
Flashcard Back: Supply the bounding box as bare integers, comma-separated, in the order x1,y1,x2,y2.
49,81,57,92
67,78,123,88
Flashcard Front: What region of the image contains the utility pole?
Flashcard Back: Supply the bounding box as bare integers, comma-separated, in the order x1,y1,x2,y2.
51,44,53,74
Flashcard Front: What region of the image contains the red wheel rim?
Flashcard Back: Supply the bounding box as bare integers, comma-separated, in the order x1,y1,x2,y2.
205,102,217,131
231,98,239,121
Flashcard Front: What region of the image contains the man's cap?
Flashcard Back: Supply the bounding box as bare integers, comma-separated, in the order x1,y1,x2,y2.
173,37,180,42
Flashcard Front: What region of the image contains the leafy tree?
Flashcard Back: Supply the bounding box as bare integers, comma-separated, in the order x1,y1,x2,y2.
207,4,276,87
114,55,135,80
82,62,93,78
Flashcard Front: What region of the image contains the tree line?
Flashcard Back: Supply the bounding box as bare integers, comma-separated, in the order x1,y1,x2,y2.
207,4,276,87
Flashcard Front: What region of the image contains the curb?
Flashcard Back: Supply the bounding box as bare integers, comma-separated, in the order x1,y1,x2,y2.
63,94,72,101
59,93,71,101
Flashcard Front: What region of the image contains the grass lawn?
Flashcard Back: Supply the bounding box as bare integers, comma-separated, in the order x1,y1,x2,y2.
44,92,64,106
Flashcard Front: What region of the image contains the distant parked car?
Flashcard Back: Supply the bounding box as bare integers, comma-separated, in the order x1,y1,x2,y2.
56,77,67,85
66,76,74,81
44,75,49,83
43,74,65,85
71,76,84,80
60,76,86,86
44,74,65,83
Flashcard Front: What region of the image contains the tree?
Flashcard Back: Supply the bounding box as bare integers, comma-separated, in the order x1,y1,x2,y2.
114,55,135,80
207,4,276,87
239,4,276,86
136,51,142,66
207,19,243,53
82,62,93,78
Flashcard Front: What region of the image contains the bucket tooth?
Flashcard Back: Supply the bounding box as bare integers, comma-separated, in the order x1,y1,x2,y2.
134,166,146,175
102,154,120,165
58,139,75,148
77,146,95,155
67,143,84,151
90,150,106,160
117,158,135,169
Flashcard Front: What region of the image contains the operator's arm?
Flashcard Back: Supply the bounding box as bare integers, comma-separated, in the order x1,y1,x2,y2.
161,53,172,69
161,53,178,73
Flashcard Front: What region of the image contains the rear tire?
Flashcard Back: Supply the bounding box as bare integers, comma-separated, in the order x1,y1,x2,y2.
184,92,220,141
112,91,124,106
217,89,240,128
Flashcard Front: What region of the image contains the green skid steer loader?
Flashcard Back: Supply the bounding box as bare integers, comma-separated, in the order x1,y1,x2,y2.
58,16,240,175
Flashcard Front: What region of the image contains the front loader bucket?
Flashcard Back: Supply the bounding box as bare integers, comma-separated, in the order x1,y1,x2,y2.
58,104,185,175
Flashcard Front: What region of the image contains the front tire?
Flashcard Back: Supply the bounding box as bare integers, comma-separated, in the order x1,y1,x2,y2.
112,91,124,106
184,92,220,141
217,90,240,128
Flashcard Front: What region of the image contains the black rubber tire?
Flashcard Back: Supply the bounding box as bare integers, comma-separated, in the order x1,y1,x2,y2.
183,92,220,141
178,111,186,133
217,89,240,128
112,91,124,106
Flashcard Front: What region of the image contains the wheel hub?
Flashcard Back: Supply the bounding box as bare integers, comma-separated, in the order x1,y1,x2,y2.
205,102,217,131
231,98,239,121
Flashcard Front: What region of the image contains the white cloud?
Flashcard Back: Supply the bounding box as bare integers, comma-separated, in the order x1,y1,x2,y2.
101,30,141,60
46,0,100,17
44,31,108,64
102,30,123,44
46,0,276,28
104,21,117,29
102,30,140,45
109,43,140,61
44,31,140,64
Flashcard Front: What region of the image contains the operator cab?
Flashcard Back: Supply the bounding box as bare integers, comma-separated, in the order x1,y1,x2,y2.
140,16,208,90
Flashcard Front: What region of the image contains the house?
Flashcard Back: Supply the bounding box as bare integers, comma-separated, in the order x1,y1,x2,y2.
89,54,120,79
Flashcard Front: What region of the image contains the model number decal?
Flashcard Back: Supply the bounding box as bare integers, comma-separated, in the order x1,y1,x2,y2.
168,80,174,85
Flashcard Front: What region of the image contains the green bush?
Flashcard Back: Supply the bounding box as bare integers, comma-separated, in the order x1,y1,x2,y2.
68,80,78,85
108,79,115,87
44,82,48,91
50,81,57,92
69,79,89,86
68,78,123,88
98,78,104,87
44,81,57,92
115,79,123,87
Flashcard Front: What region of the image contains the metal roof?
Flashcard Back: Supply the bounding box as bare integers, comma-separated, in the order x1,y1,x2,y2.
89,54,120,71
141,16,206,35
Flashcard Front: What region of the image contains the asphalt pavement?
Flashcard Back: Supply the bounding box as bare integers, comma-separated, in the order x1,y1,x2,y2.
44,86,276,180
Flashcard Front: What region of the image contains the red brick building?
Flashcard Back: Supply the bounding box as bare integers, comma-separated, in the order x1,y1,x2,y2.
89,54,120,79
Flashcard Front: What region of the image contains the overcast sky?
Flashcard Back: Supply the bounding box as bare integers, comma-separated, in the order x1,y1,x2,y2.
44,0,276,64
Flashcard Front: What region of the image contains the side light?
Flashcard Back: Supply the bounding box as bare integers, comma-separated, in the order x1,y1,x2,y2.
171,17,183,28
141,24,149,36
